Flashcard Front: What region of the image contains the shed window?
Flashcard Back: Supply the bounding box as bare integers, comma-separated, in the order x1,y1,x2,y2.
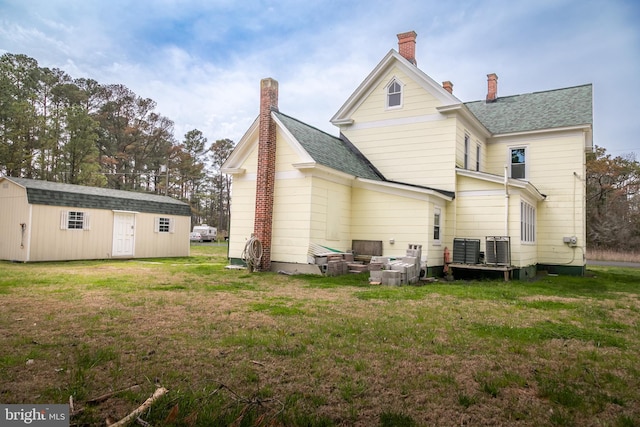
386,79,402,108
60,211,90,230
155,217,174,233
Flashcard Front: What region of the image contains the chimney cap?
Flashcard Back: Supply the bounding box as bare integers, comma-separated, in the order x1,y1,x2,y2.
397,30,417,66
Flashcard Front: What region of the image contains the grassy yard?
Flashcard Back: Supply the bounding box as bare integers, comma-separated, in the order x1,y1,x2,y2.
0,245,638,426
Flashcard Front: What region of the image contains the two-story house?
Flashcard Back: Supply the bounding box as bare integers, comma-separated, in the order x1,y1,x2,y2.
222,31,592,278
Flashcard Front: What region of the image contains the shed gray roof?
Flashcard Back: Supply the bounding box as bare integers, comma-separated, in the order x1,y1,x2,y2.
4,177,191,216
464,84,592,135
274,111,384,181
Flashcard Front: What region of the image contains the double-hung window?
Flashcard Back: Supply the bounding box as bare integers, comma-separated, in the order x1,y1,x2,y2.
433,208,441,244
510,147,527,179
476,144,481,171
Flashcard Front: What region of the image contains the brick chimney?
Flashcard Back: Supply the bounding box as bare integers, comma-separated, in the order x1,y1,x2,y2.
397,31,417,65
442,81,453,94
254,78,278,271
486,73,498,102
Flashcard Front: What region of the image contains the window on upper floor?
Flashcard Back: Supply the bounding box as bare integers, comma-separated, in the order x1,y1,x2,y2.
521,201,536,243
510,147,527,179
386,79,403,108
476,144,481,171
464,134,470,169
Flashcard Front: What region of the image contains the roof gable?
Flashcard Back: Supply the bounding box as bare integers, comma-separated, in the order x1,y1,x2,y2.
3,177,191,216
464,84,593,135
331,50,461,124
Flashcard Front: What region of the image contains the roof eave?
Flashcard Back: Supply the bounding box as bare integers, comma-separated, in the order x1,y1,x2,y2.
437,104,492,138
490,124,593,139
456,169,546,201
355,177,454,202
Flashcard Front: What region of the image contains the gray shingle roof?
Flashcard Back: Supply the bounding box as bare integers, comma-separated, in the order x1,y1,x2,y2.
273,111,383,181
464,84,592,135
5,177,191,216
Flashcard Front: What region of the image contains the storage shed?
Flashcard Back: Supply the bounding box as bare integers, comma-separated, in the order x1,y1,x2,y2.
0,177,192,262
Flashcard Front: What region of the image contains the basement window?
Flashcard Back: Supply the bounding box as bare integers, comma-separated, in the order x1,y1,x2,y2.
386,79,403,108
60,211,90,230
155,217,174,233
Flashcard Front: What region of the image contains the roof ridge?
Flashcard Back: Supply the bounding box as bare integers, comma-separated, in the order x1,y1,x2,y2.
464,83,592,105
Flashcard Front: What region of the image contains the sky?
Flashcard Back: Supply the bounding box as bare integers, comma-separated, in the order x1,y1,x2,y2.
1,0,639,157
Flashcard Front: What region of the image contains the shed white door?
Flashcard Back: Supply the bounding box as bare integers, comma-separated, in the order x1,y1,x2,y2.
112,212,136,257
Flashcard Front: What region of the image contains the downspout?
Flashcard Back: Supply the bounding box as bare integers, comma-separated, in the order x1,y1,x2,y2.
504,166,510,236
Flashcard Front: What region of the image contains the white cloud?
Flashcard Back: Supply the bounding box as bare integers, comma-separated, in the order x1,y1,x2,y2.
1,0,639,154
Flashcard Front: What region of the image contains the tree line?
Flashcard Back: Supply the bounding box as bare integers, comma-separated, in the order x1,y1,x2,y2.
2,53,639,251
587,146,640,251
0,53,233,234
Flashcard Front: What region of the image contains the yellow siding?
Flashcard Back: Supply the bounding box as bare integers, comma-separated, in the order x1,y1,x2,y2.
341,68,458,191
309,178,352,252
485,131,586,267
455,176,538,268
0,181,31,262
351,186,431,261
227,175,257,260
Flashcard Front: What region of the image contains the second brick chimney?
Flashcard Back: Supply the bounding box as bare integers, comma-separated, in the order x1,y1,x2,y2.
397,31,417,65
254,78,278,271
486,73,498,102
442,81,453,94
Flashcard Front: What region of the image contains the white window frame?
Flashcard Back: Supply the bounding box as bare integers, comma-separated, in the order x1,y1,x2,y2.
509,146,528,179
60,210,90,230
154,217,174,233
520,201,536,243
433,207,442,245
385,78,404,109
463,133,470,169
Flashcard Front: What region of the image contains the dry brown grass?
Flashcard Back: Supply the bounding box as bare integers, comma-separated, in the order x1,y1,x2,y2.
0,247,639,426
586,248,640,263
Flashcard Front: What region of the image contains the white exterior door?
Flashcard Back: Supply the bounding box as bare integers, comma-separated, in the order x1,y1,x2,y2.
112,212,136,257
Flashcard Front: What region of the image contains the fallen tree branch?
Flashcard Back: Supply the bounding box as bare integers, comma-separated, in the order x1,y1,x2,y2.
87,384,142,405
109,387,168,427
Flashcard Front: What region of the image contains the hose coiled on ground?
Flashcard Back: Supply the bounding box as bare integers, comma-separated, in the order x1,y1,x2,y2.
242,234,263,272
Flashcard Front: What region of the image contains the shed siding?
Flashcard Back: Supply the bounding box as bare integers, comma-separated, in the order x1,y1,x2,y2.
0,181,31,262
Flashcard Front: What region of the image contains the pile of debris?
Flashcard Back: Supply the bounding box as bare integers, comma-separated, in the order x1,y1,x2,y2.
369,244,422,285
315,244,424,286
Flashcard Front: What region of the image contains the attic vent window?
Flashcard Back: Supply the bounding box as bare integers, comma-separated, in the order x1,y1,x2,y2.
387,79,403,108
